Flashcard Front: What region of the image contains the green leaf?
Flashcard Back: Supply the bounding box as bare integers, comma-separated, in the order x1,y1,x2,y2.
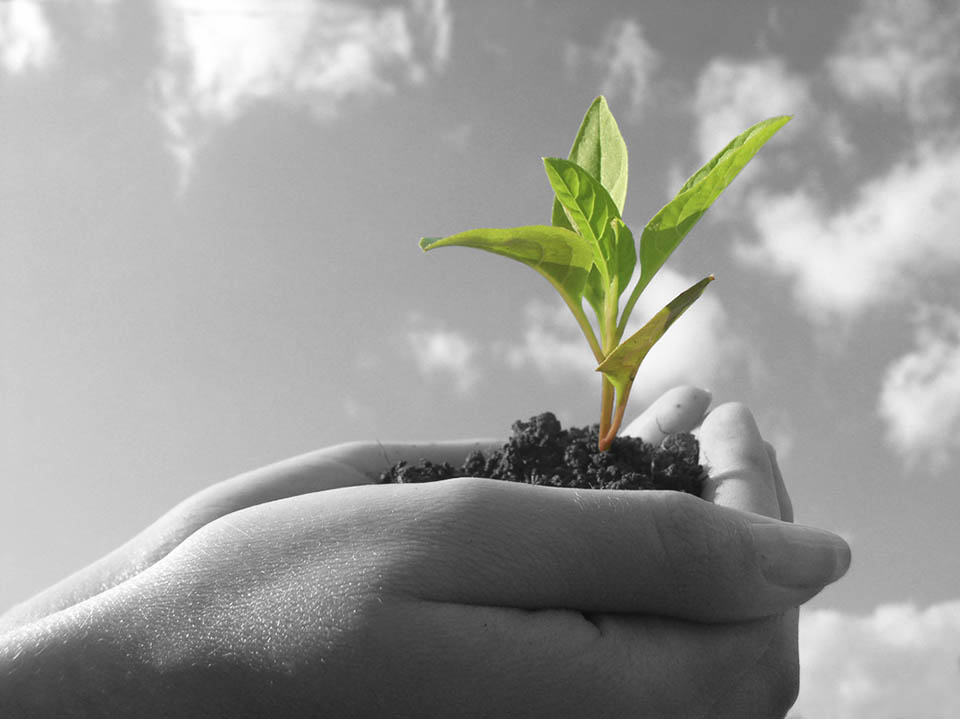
551,95,629,222
420,225,594,301
610,218,636,296
552,197,575,232
635,116,790,295
597,276,714,396
581,219,637,319
583,265,605,321
543,157,626,288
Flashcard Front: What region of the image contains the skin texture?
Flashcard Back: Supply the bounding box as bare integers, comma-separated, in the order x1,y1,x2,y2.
0,387,850,718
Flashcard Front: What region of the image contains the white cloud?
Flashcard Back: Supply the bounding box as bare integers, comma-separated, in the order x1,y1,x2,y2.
597,19,659,119
878,305,960,472
564,18,660,120
153,0,451,184
502,268,746,406
501,300,596,378
626,269,746,404
791,600,960,719
740,141,960,322
692,56,811,165
406,321,481,396
828,0,960,127
0,1,55,74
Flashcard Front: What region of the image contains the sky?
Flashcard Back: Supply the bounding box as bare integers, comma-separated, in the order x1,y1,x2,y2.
2,0,960,715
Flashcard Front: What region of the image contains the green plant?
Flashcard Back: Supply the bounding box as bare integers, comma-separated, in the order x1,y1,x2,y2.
421,97,789,451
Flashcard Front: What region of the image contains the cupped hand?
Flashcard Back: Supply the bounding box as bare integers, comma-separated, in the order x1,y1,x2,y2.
1,387,849,718
0,435,501,631
1,386,709,630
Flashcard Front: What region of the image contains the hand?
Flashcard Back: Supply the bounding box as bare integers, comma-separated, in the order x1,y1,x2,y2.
0,388,850,718
0,437,503,632
626,394,806,717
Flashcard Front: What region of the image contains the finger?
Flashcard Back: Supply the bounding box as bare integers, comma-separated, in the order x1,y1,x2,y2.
313,478,852,622
132,440,503,566
699,402,781,520
170,438,504,525
766,442,794,523
621,386,713,443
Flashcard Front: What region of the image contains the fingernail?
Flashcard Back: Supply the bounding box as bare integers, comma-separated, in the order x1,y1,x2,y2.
751,522,851,589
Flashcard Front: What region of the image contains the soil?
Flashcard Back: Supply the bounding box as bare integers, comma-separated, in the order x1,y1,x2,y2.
381,412,705,494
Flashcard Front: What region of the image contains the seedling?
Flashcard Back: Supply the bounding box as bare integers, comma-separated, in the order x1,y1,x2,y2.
421,97,789,451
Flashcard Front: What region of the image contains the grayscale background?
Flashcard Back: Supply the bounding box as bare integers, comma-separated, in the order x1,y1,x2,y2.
2,2,959,715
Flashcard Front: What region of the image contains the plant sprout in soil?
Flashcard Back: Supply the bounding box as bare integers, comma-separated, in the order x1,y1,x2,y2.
420,96,789,452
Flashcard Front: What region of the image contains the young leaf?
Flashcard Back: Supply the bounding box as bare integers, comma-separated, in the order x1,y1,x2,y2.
620,116,790,333
582,219,637,323
552,95,629,220
597,275,715,396
543,157,626,289
552,196,575,232
420,226,594,301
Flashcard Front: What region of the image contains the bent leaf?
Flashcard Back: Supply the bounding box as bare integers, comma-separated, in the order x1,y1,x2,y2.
543,157,625,288
420,226,593,301
551,95,629,222
597,276,714,396
623,116,790,329
582,218,637,322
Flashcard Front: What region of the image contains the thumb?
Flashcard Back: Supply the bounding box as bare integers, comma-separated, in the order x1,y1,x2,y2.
622,385,713,443
699,402,782,519
698,402,850,595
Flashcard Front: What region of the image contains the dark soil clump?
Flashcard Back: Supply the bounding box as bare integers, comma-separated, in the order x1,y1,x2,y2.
381,412,706,494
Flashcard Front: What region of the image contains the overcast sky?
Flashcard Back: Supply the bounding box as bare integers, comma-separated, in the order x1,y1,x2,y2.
3,1,960,715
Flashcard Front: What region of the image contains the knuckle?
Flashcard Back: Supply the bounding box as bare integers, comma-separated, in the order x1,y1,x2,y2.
428,476,501,529
650,493,721,596
379,477,501,592
649,492,751,616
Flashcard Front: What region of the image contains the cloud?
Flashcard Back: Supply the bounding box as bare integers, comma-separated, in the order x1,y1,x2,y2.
877,305,960,472
153,0,452,184
739,141,960,323
405,320,481,396
0,1,55,74
791,600,960,719
500,301,596,378
597,19,659,119
565,18,660,119
691,56,811,165
502,268,746,406
828,0,960,127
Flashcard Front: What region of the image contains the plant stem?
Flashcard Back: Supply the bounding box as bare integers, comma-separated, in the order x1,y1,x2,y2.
563,294,605,363
599,376,614,440
598,391,629,451
598,283,620,449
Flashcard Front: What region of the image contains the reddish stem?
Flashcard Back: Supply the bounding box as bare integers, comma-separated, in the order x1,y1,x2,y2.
597,399,628,452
